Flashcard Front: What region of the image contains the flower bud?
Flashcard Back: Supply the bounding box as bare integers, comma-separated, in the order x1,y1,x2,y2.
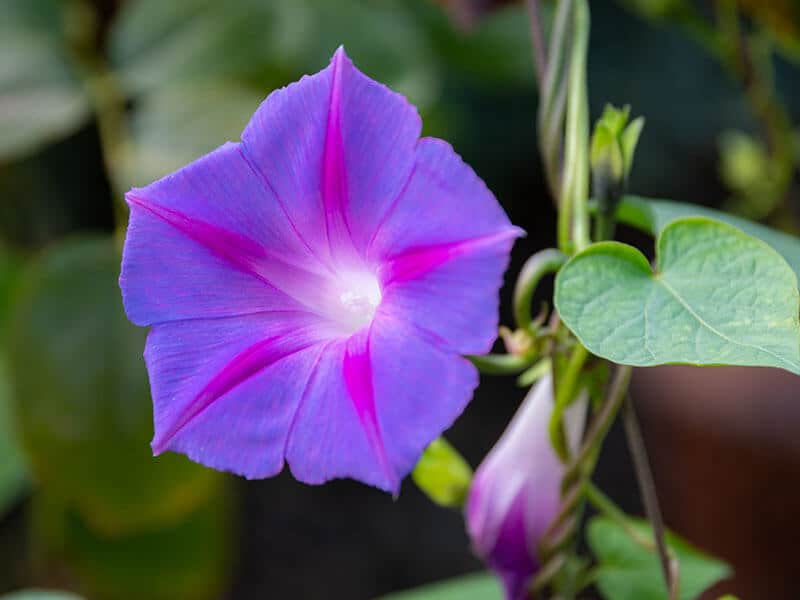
465,373,586,599
590,104,644,198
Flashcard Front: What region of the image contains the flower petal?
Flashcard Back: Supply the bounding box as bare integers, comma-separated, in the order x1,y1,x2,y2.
285,312,477,493
378,235,517,355
121,142,326,325
241,47,421,260
284,328,397,492
466,373,570,598
367,137,522,354
144,311,334,479
369,313,479,482
368,137,523,259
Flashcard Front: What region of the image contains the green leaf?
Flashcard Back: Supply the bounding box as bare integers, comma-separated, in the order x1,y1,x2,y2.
616,195,800,281
7,237,221,536
120,80,263,189
587,516,731,600
109,0,439,105
0,246,29,517
0,2,89,161
378,573,502,600
108,0,304,95
555,218,800,372
0,591,83,600
60,494,230,600
411,437,472,508
0,357,28,517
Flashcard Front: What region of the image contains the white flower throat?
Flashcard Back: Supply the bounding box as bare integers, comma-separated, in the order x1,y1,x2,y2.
335,271,382,333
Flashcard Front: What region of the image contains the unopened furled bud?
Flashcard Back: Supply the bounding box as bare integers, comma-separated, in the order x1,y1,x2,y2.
591,104,643,195
465,373,586,599
590,104,644,239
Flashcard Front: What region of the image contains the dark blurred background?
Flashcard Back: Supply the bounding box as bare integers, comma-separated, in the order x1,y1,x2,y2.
0,0,799,598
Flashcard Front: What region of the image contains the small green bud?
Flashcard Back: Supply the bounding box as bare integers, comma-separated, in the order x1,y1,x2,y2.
590,104,644,239
412,437,473,508
590,104,644,185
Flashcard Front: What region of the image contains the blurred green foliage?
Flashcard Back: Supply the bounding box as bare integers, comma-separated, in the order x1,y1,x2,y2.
8,238,222,536
378,572,501,599
587,516,731,600
7,237,229,598
0,591,83,600
0,0,89,161
411,437,473,508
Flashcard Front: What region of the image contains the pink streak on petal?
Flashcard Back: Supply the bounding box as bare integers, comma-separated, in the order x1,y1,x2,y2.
284,335,399,492
367,312,479,485
321,48,353,248
126,194,332,313
152,335,318,454
380,229,523,285
330,47,422,254
128,195,274,284
342,330,397,492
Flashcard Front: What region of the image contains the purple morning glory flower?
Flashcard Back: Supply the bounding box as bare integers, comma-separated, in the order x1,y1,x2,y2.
119,48,521,493
465,373,586,599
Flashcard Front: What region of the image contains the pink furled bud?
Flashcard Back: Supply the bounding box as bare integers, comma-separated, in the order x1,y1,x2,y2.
465,373,586,599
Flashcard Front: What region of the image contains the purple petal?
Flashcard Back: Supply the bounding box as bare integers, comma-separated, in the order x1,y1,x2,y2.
284,329,398,492
144,311,334,479
366,137,523,354
368,312,479,484
121,142,326,325
378,235,518,355
491,492,539,600
466,374,576,598
120,48,522,493
367,137,523,259
285,312,478,493
241,47,421,260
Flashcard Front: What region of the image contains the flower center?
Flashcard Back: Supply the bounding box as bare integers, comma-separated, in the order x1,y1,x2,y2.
334,271,382,334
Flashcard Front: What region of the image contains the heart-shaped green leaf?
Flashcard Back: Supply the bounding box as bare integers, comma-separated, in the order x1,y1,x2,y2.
616,195,800,281
555,217,800,372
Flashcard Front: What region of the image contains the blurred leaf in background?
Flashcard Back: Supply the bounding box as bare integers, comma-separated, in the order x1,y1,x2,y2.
107,0,533,191
0,246,29,520
0,0,89,162
0,590,84,600
718,130,785,220
119,80,263,189
587,516,731,600
7,237,231,598
379,572,502,600
32,493,231,600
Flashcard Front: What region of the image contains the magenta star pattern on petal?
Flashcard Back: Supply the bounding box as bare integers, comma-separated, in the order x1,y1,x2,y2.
119,47,522,493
